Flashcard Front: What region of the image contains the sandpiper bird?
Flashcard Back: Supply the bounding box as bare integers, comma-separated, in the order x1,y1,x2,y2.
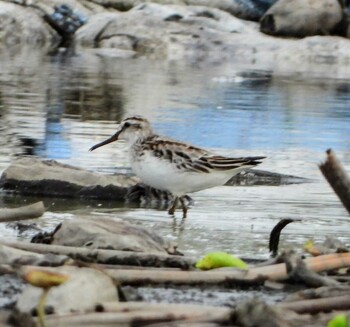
89,116,265,218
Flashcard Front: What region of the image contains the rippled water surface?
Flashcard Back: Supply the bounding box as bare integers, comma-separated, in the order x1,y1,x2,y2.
1,50,350,258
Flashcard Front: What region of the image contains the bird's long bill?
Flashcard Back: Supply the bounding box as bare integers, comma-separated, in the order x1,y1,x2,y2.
89,130,121,151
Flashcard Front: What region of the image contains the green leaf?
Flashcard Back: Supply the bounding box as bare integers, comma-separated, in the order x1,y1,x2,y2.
195,252,248,270
327,314,348,327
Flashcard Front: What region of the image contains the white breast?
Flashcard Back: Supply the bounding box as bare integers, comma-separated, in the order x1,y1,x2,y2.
130,151,241,196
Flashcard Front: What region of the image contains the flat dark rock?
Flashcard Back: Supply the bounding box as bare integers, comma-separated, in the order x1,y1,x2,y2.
0,157,138,201
0,157,310,203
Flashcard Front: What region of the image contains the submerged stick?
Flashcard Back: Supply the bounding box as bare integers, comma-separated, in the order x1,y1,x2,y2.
0,201,45,222
269,219,299,257
319,149,350,215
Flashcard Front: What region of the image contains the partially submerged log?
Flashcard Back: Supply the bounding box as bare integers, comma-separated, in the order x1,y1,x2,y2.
226,169,310,186
0,202,45,222
319,149,350,215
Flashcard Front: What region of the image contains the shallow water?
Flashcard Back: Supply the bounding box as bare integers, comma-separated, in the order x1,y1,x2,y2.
1,50,350,259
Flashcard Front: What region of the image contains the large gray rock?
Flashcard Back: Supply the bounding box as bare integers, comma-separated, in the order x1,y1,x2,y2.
0,2,59,50
37,0,274,21
73,3,256,60
72,1,350,67
186,0,276,21
49,216,174,254
16,265,118,315
260,0,345,37
0,157,138,200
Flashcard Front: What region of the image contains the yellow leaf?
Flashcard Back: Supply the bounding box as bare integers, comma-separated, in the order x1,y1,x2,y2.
195,252,247,270
24,270,69,288
304,239,322,256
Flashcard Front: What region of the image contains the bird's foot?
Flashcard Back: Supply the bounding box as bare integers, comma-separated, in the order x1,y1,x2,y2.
179,197,188,219
168,197,178,216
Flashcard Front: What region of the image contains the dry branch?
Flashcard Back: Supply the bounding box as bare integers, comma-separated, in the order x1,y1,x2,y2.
0,241,195,269
279,294,350,314
248,252,350,281
319,149,350,214
43,303,232,327
94,301,230,316
4,241,350,286
105,268,253,286
0,201,45,222
16,252,350,287
105,252,350,285
33,298,350,327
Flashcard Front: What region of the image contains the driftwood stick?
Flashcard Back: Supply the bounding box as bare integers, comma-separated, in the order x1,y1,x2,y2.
319,149,350,215
41,299,338,327
20,253,350,287
94,301,231,315
248,252,350,281
0,241,195,269
43,304,232,327
5,242,350,286
106,253,350,285
0,201,45,222
40,297,350,327
279,294,350,314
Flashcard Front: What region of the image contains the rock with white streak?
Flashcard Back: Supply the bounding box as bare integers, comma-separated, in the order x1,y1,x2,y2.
16,265,118,314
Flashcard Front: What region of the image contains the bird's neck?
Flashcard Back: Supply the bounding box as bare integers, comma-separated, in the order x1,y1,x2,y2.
127,130,155,147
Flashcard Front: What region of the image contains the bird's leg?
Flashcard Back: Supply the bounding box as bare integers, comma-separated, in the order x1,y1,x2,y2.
168,196,179,216
179,196,188,219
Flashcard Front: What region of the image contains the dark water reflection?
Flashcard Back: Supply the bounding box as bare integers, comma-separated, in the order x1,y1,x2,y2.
1,50,350,257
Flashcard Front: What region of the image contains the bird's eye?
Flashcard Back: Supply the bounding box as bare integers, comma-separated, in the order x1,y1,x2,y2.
124,122,130,128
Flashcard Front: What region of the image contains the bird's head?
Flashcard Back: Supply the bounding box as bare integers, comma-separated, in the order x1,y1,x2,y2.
89,116,153,151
